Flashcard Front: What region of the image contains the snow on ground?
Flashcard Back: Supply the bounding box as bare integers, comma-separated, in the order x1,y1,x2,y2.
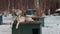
0,25,12,34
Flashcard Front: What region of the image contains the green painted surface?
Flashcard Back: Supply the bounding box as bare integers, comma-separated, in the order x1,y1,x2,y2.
12,24,41,34
37,17,44,27
39,17,44,27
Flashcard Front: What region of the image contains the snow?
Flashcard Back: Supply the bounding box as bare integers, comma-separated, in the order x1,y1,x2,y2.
0,25,12,34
